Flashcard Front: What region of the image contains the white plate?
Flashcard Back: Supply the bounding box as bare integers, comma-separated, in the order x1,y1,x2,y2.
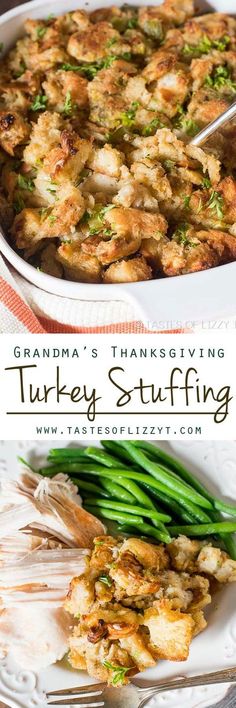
0,440,236,707
0,0,236,329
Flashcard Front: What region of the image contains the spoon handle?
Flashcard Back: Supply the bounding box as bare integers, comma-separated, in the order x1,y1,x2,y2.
190,100,236,146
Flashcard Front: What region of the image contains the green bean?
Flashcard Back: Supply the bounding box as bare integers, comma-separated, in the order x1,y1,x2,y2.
213,499,236,516
118,519,171,544
85,506,143,525
45,448,170,523
142,482,211,523
47,457,90,469
114,477,162,528
142,481,212,523
221,534,236,560
133,442,236,518
169,521,236,536
85,506,171,543
117,525,139,536
70,478,110,498
101,441,136,464
140,483,197,524
119,443,213,510
75,466,214,509
116,524,165,543
82,468,167,527
170,496,211,523
37,465,63,477
18,456,36,472
84,498,171,523
115,476,161,524
131,448,198,493
47,450,88,463
98,477,135,503
48,447,87,458
39,462,103,475
133,442,214,500
205,508,236,560
85,447,125,468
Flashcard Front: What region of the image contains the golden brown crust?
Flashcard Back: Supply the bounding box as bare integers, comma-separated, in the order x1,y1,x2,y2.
103,255,152,282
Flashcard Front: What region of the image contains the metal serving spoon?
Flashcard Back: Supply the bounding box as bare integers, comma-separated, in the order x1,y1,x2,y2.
190,99,236,145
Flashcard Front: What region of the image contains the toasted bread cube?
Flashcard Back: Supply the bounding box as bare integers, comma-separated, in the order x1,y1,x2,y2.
143,599,194,661
120,632,156,671
64,571,95,616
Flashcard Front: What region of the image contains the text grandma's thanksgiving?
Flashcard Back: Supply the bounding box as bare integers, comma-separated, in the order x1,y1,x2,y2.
4,364,232,424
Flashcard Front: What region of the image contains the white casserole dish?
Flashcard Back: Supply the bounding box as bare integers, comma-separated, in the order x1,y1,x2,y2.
0,0,236,329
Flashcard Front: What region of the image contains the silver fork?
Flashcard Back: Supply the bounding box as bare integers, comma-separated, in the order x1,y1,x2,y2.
47,666,236,707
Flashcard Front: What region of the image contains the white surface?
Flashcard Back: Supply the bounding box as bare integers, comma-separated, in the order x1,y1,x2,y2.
0,440,236,707
0,0,236,329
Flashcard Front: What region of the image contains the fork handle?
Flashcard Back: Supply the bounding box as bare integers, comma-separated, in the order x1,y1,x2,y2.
189,100,236,146
136,667,236,696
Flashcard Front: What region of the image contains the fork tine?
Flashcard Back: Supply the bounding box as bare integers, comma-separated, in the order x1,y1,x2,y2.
47,700,104,707
47,683,105,697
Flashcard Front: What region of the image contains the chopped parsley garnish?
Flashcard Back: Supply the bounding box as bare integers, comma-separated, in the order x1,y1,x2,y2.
103,661,132,686
202,176,211,189
105,126,125,144
14,60,26,78
183,194,191,209
76,168,90,186
111,12,137,32
196,196,203,214
174,107,199,136
36,25,47,39
31,94,48,111
106,36,118,48
39,206,50,219
207,189,224,219
213,35,231,51
63,90,73,115
61,51,132,80
127,16,138,29
98,574,113,586
17,174,35,192
143,19,163,41
173,223,197,248
103,228,114,236
46,13,54,20
120,100,139,128
47,180,57,194
80,210,90,225
121,51,132,61
0,43,4,53
68,59,104,78
88,204,115,235
204,65,236,92
163,159,175,172
183,34,230,57
48,214,57,224
181,117,199,137
142,117,165,136
13,195,25,214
